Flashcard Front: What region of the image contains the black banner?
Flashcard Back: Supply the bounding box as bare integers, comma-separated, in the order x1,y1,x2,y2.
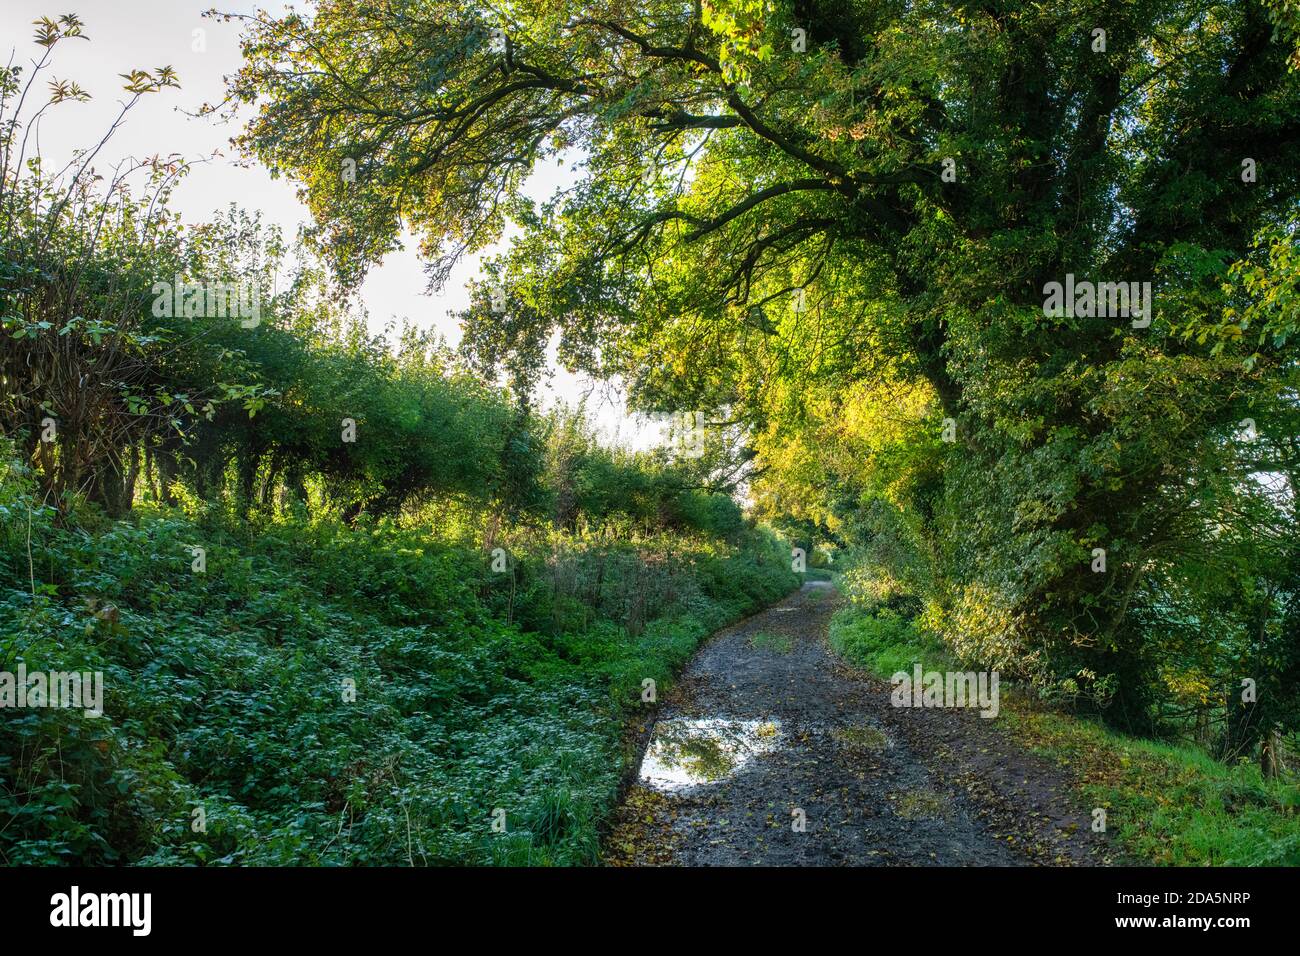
0,865,1276,941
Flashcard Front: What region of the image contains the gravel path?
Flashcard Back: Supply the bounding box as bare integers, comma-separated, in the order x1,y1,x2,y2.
604,582,1109,866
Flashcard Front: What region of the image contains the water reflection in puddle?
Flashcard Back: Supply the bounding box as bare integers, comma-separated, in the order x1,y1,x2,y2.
638,718,782,791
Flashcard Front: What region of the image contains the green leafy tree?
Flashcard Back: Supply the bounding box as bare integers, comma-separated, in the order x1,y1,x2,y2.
228,0,1300,749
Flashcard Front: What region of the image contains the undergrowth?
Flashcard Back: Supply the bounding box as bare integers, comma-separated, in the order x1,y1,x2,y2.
0,461,798,865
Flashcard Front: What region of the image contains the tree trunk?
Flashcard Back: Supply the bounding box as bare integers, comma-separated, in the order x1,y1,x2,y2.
1260,729,1282,778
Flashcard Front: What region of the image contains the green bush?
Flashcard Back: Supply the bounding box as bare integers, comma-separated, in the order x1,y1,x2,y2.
828,604,950,679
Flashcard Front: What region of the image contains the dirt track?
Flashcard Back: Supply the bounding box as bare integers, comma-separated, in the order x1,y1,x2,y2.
604,581,1111,866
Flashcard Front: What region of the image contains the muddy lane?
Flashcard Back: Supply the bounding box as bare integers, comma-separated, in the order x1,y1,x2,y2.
605,582,1033,866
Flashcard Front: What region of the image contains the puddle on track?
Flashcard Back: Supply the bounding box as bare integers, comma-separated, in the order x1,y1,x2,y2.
637,717,783,792
606,583,1094,866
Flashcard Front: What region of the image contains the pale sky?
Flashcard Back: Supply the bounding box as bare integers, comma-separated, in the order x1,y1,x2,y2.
0,0,659,448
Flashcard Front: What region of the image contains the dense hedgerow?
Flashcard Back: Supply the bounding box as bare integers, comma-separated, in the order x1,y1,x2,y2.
0,457,797,865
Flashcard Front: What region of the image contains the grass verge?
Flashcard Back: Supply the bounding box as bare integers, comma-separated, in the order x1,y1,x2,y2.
828,601,1300,866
